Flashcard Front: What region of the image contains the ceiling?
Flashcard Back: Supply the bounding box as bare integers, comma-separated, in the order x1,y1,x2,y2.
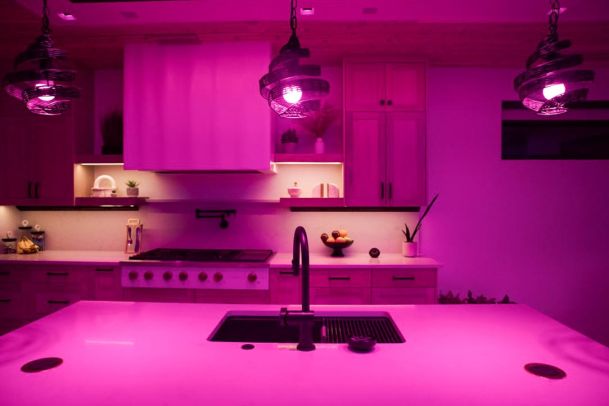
1,0,608,69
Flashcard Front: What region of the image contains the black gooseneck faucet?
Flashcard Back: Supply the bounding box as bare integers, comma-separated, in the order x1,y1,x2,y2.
280,226,315,351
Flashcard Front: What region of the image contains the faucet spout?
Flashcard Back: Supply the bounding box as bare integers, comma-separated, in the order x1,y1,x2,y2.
292,226,310,313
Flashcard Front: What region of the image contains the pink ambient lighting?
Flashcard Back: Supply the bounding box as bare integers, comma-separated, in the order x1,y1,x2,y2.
282,85,303,104
35,83,55,101
543,83,566,100
58,12,76,21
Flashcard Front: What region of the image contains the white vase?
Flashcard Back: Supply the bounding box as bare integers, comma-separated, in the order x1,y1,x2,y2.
314,138,325,154
402,242,417,257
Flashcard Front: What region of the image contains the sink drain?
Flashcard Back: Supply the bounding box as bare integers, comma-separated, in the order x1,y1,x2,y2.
524,363,566,379
21,357,63,373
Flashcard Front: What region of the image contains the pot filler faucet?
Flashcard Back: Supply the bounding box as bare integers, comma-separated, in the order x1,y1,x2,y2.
280,226,315,351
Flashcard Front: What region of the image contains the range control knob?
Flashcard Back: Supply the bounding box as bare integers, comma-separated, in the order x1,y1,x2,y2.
198,272,208,282
213,272,223,282
144,271,154,281
128,271,138,281
247,273,257,283
179,272,188,281
163,271,172,281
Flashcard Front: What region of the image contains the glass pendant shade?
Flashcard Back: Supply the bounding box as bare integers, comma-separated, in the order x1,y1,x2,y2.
259,0,329,119
2,0,79,116
514,1,594,115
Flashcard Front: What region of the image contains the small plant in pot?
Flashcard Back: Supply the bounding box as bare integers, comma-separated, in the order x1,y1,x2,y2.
402,194,439,257
280,129,298,153
125,180,139,197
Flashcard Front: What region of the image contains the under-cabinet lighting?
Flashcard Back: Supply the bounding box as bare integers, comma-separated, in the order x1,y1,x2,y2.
272,161,342,165
79,163,124,166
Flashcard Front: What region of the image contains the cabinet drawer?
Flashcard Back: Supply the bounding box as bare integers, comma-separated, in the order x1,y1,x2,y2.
0,291,31,319
371,268,436,288
195,290,269,304
30,266,92,293
311,287,370,305
33,292,82,317
92,267,122,300
0,266,27,291
122,288,194,303
270,269,300,305
371,288,436,304
310,269,370,288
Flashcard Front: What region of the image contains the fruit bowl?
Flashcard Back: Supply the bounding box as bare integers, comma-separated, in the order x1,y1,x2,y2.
321,239,354,257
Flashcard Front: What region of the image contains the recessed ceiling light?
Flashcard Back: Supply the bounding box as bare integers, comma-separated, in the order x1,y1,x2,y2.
58,11,76,21
300,7,314,16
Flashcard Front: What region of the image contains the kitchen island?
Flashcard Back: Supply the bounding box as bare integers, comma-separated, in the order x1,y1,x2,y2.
1,301,608,405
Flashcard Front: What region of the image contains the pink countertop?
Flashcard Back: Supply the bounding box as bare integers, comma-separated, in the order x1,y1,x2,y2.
0,250,129,265
1,301,607,405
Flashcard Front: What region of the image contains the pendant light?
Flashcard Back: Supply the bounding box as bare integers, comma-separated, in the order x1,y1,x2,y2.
3,0,79,116
259,0,329,118
514,0,594,115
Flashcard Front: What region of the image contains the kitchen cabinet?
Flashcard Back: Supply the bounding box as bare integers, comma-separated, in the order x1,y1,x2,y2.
345,111,426,206
269,268,300,305
124,42,272,171
344,61,425,112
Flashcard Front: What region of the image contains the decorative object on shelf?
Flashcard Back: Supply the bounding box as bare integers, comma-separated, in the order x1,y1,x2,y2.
125,180,140,197
31,224,45,251
125,218,143,255
312,183,340,198
298,103,339,154
320,229,353,257
514,0,594,115
91,174,117,197
280,129,299,153
439,290,514,305
1,231,17,254
259,0,329,118
18,219,33,240
195,209,236,229
2,0,79,115
102,111,123,155
368,248,381,258
288,181,302,198
402,193,439,257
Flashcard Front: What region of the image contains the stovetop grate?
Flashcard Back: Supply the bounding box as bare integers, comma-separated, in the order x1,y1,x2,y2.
129,248,273,263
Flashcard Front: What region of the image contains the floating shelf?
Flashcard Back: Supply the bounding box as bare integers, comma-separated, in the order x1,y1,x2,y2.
74,154,124,165
74,197,148,207
279,198,345,207
273,153,343,163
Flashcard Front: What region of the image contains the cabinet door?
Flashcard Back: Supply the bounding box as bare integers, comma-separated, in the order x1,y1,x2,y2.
344,62,386,111
345,112,386,206
385,112,426,206
269,268,300,305
0,118,35,204
385,63,426,111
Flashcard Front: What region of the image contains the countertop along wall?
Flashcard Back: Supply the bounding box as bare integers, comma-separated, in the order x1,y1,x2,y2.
425,67,609,346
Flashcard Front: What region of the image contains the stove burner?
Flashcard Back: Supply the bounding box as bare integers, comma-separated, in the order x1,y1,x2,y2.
129,248,273,263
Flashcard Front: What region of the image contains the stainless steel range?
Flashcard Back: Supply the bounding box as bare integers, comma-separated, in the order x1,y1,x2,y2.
120,249,273,290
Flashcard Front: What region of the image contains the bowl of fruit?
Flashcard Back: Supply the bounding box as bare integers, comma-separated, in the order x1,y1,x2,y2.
321,230,353,257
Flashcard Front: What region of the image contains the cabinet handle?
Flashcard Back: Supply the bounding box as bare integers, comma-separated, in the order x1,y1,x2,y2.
47,272,69,277
0,298,11,303
95,268,114,273
27,181,33,198
48,300,70,305
380,99,385,106
34,182,40,199
279,270,296,275
328,276,351,281
387,100,393,106
380,182,385,199
388,182,393,200
392,276,416,281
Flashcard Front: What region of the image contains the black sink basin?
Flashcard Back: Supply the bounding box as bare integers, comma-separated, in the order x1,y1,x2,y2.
208,311,405,344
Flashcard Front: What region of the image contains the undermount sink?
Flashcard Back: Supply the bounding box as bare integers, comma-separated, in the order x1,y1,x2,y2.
208,311,405,344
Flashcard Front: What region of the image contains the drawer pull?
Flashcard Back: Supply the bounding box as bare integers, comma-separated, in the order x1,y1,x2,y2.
0,298,12,303
392,276,416,281
328,276,351,281
47,272,69,277
47,300,70,305
279,270,296,275
95,268,114,273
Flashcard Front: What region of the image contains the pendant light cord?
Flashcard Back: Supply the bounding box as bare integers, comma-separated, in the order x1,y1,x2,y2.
42,0,51,35
548,0,560,39
290,0,298,34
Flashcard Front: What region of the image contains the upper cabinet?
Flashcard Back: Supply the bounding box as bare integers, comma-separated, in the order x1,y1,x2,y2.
344,61,426,112
124,42,272,171
344,60,427,207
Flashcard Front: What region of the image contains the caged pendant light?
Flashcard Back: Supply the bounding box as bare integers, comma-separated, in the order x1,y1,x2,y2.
3,0,79,116
259,0,329,118
514,0,594,115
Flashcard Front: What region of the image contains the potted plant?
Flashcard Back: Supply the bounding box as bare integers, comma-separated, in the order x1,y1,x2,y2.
280,129,298,153
125,180,140,197
298,103,339,154
402,194,439,257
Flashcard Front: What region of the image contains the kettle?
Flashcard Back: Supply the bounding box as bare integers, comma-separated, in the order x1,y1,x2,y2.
125,218,143,254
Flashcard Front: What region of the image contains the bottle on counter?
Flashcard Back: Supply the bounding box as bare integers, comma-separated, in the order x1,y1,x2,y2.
31,226,45,251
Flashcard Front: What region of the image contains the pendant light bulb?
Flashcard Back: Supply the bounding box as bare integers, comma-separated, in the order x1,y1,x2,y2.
282,85,303,104
35,83,55,101
542,83,566,100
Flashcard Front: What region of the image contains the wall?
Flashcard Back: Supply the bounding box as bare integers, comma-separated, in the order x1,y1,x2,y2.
426,68,609,346
0,206,19,239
